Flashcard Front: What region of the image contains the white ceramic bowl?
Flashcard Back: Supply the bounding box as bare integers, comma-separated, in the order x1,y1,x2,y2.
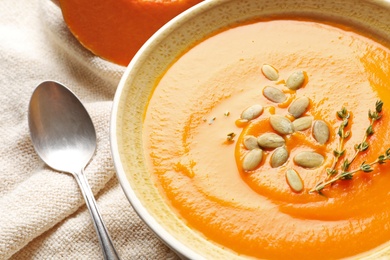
110,0,390,259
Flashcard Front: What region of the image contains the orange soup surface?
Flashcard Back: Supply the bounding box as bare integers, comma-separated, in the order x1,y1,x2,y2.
142,20,390,259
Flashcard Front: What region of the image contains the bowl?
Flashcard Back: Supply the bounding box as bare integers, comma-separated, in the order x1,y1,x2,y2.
110,0,390,259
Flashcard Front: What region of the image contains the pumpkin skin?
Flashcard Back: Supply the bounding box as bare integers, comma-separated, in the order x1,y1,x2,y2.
59,0,203,66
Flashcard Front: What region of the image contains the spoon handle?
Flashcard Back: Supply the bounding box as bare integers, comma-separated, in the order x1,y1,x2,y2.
74,169,121,260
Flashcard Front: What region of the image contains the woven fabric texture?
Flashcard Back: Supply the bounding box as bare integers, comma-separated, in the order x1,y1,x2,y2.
0,0,179,259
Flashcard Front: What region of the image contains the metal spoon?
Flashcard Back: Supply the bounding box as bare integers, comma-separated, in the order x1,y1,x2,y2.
28,81,120,260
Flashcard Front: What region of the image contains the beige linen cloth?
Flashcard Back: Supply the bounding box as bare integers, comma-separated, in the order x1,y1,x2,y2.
0,0,179,259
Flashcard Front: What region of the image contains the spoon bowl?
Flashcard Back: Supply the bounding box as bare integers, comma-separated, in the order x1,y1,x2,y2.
28,80,120,260
28,81,96,173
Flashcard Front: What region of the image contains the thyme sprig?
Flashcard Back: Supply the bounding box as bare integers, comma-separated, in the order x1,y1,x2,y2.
326,107,350,178
310,100,385,194
310,149,390,193
346,100,383,170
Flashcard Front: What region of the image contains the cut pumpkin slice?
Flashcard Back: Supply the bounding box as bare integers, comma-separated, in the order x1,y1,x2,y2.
59,0,203,66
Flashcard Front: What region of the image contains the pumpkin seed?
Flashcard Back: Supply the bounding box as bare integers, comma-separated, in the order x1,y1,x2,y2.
292,116,313,131
243,135,259,150
257,133,285,149
269,115,294,135
293,151,324,168
261,64,279,81
263,86,287,103
312,120,330,144
241,104,264,121
286,71,305,90
288,96,310,118
242,148,263,171
270,146,289,168
285,169,304,193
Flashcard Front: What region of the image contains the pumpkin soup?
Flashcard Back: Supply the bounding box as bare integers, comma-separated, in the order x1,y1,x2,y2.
142,19,390,259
